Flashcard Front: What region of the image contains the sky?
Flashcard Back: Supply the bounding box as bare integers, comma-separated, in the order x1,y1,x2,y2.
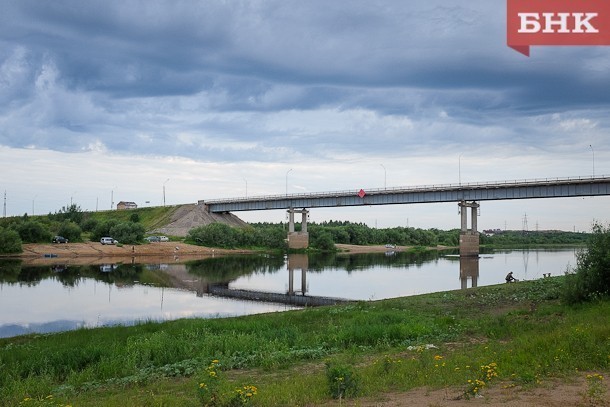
1,0,608,232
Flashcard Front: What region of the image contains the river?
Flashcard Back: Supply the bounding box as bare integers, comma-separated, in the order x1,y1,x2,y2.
0,248,579,338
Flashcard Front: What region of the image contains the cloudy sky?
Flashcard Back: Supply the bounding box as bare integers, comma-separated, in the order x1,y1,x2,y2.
1,0,608,231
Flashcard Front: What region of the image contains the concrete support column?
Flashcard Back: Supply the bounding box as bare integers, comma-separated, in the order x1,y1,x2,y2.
460,200,468,231
471,205,478,233
287,209,310,249
458,201,480,257
301,210,308,233
287,209,295,233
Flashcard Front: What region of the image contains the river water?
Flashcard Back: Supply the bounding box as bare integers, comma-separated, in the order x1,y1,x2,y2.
0,248,579,338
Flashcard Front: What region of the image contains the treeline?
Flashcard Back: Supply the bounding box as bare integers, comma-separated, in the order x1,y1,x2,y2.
0,204,145,253
0,204,592,255
185,221,461,251
480,230,589,247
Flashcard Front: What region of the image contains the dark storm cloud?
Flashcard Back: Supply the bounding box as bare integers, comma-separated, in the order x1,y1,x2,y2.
0,0,609,161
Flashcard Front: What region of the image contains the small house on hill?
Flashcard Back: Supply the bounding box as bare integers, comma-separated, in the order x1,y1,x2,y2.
117,201,137,210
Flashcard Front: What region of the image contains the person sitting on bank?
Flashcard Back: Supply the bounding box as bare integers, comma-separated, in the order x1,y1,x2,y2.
505,271,516,283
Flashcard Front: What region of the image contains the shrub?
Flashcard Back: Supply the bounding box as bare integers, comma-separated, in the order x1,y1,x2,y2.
311,230,336,251
563,223,610,304
57,221,82,242
109,222,145,245
80,217,98,233
16,220,51,243
0,227,22,254
189,223,238,248
91,219,121,241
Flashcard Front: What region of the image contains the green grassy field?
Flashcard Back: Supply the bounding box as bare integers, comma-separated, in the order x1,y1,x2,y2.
1,277,608,406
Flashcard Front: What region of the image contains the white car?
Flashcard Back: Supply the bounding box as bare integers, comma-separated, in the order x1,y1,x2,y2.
158,236,169,242
100,237,117,245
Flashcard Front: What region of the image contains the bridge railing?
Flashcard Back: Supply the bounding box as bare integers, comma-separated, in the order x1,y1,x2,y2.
203,175,608,204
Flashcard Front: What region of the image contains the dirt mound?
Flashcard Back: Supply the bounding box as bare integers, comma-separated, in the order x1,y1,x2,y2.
150,203,247,237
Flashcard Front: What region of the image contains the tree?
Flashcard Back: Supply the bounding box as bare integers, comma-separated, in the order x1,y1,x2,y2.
109,222,145,244
91,219,121,241
57,221,82,242
563,223,610,304
51,204,84,224
17,220,51,243
188,223,238,248
0,227,22,254
311,230,336,251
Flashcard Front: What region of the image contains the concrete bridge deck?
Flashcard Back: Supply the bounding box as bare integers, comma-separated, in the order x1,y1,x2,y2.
204,175,610,212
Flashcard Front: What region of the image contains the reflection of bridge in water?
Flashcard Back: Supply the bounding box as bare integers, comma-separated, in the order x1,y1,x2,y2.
208,254,350,306
156,254,350,307
156,253,484,306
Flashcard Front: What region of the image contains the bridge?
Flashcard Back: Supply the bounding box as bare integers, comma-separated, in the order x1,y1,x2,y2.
201,175,610,255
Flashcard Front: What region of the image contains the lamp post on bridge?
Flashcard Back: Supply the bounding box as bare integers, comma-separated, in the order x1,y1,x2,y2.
380,164,386,189
163,178,170,207
243,177,248,198
459,154,463,186
589,145,595,177
285,169,292,196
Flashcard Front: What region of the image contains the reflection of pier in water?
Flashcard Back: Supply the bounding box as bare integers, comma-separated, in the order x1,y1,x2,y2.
460,256,479,289
156,254,350,307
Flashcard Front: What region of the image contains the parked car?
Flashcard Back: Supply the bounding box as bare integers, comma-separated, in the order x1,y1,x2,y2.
52,236,69,244
100,237,117,245
145,236,161,242
384,244,396,249
158,236,169,242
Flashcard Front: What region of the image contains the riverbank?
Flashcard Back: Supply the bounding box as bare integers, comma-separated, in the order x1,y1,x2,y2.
1,277,608,406
6,242,445,266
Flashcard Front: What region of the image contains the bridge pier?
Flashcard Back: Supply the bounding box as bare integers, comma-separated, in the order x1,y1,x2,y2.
287,208,309,249
458,200,480,257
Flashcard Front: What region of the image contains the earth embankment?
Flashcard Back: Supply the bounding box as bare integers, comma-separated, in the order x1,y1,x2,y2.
150,203,247,237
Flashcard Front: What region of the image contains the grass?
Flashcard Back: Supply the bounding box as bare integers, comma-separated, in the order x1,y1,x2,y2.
86,206,179,232
1,277,608,406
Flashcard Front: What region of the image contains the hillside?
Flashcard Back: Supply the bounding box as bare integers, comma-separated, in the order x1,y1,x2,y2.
149,203,247,237
84,203,248,238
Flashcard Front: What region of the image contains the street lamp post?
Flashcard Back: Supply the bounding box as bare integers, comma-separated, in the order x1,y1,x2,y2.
32,195,37,216
589,145,595,177
459,154,463,185
380,164,386,189
285,169,293,196
243,177,248,198
163,178,170,206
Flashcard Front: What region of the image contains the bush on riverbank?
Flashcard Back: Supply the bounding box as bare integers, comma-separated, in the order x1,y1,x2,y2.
1,276,608,406
0,227,21,254
563,222,610,304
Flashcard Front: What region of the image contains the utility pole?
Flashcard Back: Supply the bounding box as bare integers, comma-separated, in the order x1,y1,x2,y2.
3,190,6,218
